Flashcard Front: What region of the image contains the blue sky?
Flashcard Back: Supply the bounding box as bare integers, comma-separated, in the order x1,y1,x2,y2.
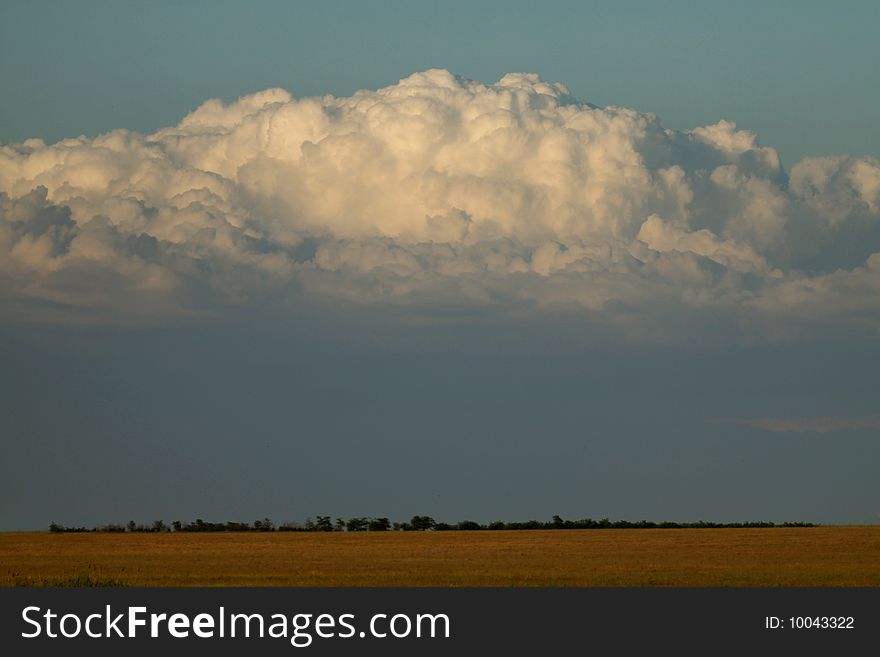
1,1,879,530
2,0,879,164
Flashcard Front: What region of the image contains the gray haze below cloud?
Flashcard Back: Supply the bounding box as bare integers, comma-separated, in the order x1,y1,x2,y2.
2,314,879,530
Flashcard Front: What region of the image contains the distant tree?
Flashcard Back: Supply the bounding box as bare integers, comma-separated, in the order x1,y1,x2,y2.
172,520,182,532
345,517,369,532
335,518,346,532
368,517,391,531
49,522,63,533
315,516,333,532
127,520,137,532
152,520,167,532
456,520,482,531
410,515,436,531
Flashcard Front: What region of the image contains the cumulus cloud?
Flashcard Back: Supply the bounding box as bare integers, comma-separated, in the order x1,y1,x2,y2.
1,69,879,336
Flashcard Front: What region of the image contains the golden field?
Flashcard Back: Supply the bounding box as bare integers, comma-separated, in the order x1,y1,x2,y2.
2,527,879,587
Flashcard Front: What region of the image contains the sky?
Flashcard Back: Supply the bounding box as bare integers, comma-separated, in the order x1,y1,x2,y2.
3,0,879,165
1,1,879,529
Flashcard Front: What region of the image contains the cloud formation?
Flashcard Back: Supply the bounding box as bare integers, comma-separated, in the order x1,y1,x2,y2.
738,416,880,433
1,69,879,337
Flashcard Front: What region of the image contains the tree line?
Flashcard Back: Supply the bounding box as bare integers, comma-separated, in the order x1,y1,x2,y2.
47,515,815,533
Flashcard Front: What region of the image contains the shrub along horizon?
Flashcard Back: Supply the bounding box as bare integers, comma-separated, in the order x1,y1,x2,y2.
46,516,816,533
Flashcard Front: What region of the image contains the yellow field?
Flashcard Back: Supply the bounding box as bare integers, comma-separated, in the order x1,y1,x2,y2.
2,528,879,587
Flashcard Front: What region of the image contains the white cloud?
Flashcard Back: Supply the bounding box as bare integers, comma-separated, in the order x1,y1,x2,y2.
1,69,879,336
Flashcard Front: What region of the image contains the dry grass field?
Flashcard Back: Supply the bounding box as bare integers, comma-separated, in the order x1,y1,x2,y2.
2,527,879,587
